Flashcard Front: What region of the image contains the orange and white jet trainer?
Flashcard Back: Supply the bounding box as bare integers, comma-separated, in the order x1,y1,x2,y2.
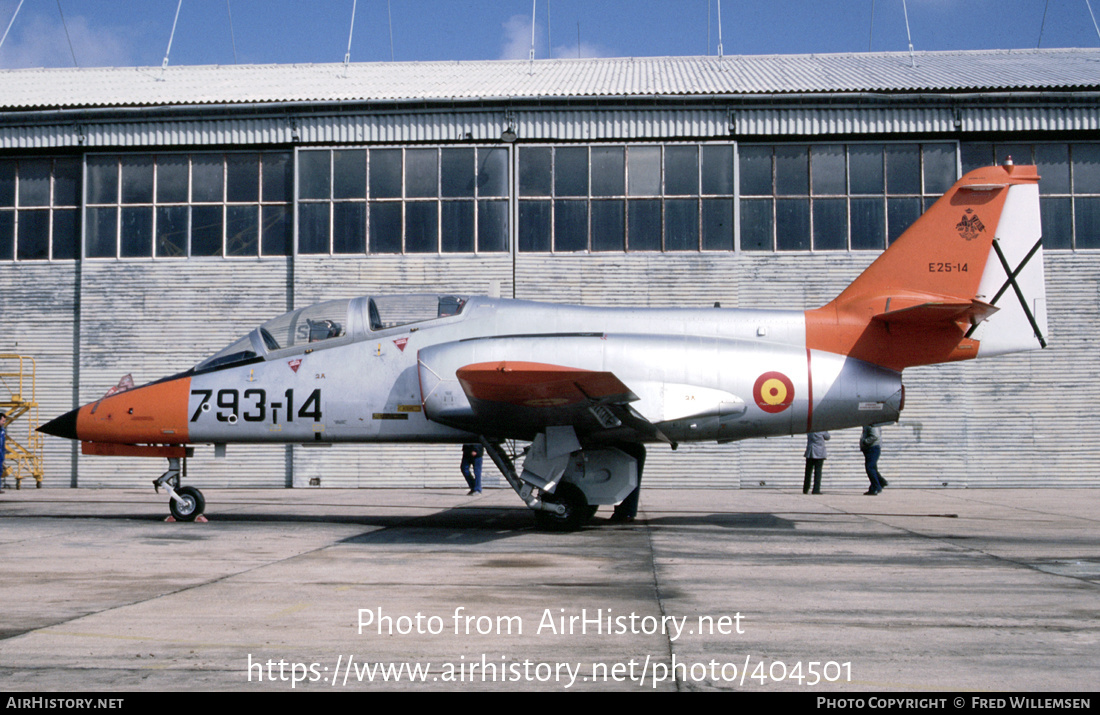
41,161,1049,529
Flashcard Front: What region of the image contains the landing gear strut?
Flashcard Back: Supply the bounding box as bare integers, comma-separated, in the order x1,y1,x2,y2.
77,443,201,522
153,456,205,522
479,437,597,532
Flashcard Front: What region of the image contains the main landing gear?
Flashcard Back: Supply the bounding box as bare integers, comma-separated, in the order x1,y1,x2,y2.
479,438,591,532
479,435,639,532
153,456,206,522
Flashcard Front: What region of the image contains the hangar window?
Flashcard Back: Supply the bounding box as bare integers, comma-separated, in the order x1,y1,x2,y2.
0,157,80,262
517,143,735,252
739,142,957,252
297,147,509,255
962,142,1099,250
84,152,293,259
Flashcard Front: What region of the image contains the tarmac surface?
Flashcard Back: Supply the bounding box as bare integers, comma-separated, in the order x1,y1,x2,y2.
0,486,1097,692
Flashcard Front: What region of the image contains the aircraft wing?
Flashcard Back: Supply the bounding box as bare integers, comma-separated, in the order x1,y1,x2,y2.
418,341,671,444
457,361,671,443
456,361,636,407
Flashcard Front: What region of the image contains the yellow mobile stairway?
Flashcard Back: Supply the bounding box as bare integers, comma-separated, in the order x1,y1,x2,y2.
1,354,44,488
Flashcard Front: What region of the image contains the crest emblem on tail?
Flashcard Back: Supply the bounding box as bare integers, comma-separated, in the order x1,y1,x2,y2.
955,209,986,241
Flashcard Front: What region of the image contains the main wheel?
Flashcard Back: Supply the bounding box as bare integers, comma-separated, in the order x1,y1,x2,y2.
169,486,205,522
533,482,591,532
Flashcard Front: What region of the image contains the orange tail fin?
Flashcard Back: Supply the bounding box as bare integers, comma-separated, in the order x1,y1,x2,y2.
806,163,1049,371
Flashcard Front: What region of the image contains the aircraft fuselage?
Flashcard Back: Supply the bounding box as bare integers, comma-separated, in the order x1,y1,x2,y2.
154,296,902,450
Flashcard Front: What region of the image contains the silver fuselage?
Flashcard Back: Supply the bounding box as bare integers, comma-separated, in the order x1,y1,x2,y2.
185,295,902,447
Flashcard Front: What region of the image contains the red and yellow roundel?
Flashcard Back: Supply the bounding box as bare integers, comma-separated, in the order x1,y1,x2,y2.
753,371,795,413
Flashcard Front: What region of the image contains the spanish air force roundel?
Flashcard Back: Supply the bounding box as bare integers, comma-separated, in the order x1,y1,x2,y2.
753,371,795,413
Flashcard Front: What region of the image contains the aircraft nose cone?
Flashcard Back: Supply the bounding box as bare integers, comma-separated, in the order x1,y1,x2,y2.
39,407,80,440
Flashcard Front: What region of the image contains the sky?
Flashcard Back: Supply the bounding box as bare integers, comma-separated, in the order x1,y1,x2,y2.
0,0,1097,69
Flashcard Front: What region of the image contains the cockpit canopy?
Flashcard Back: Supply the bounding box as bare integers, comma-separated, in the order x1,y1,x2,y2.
260,299,350,352
194,294,468,372
367,294,466,330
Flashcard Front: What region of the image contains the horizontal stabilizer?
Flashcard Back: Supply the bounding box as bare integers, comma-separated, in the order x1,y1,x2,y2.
873,298,998,326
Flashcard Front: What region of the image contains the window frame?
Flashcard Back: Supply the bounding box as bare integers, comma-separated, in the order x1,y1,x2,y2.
82,151,292,260
737,141,961,253
516,142,737,254
0,156,81,262
294,145,511,256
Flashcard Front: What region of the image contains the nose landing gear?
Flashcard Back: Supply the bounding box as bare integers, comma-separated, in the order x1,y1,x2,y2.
154,456,206,522
81,442,202,522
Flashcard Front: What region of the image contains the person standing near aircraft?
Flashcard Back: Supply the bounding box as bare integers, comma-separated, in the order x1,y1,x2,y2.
803,431,830,494
609,443,646,524
461,443,482,495
860,425,888,495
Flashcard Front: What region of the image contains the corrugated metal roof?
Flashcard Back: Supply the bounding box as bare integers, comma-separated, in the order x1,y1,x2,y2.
0,48,1098,111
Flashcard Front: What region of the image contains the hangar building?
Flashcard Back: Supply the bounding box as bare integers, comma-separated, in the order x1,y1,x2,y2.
1,48,1097,491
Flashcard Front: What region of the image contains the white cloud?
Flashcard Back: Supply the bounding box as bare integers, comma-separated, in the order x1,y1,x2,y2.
0,10,134,69
499,13,535,60
552,40,613,59
499,12,614,61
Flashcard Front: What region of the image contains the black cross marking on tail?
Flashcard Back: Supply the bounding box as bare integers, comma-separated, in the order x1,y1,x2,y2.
964,238,1047,348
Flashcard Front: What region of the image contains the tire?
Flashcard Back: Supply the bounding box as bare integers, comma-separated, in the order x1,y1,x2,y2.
169,486,205,522
533,482,590,532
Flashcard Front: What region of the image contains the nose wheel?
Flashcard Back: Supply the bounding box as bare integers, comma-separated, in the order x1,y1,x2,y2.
169,485,206,521
153,456,205,522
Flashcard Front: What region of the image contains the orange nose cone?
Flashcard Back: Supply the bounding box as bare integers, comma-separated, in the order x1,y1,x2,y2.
75,376,192,444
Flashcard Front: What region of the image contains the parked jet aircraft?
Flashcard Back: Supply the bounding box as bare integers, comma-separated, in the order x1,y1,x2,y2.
40,162,1048,529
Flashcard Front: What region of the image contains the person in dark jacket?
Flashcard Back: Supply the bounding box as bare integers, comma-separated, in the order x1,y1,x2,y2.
803,431,830,494
461,443,482,495
860,425,889,495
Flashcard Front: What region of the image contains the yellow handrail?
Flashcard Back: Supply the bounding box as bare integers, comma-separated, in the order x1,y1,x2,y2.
1,354,44,488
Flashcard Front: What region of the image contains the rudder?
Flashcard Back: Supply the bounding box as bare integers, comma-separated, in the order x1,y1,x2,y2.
966,178,1049,357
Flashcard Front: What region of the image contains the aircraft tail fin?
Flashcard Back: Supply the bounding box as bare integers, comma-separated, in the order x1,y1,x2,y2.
806,162,1049,371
